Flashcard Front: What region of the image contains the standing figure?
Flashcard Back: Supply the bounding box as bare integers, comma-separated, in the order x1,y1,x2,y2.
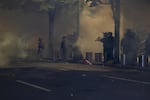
37,37,44,58
100,32,108,63
96,32,114,64
107,32,114,61
121,29,138,65
60,36,67,61
145,33,150,56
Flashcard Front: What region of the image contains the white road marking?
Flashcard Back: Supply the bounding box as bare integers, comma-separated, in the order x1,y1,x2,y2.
103,75,150,85
16,80,51,92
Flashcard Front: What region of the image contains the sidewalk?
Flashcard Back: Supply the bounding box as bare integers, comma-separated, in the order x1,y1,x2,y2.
1,58,150,72
104,63,150,72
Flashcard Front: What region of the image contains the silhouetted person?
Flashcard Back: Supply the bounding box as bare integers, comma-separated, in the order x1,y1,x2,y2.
121,29,138,65
60,36,67,61
107,32,114,61
100,32,108,63
85,0,102,7
96,32,114,64
145,33,150,55
67,32,77,59
37,37,44,58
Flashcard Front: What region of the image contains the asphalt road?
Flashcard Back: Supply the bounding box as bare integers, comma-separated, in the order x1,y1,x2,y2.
0,62,150,100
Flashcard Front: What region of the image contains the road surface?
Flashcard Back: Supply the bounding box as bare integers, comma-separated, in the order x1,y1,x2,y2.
0,62,150,100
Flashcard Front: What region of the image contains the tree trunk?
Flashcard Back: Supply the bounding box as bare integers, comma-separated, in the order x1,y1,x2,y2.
114,0,120,64
48,8,56,59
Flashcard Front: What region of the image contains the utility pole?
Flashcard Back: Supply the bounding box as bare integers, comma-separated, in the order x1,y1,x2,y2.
76,0,80,38
48,5,56,60
114,0,120,64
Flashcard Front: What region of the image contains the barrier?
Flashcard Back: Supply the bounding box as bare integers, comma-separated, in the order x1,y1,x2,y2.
95,53,102,63
121,54,148,67
137,55,148,67
85,52,93,62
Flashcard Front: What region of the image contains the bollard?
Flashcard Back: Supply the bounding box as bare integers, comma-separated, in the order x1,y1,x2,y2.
138,55,148,67
95,53,102,63
85,52,93,62
136,56,139,66
142,55,144,67
123,54,126,66
121,53,126,66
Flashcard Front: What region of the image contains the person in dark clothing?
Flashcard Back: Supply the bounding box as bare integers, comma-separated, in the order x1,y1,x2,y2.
139,33,150,66
107,32,114,61
60,36,67,61
99,32,109,63
37,37,44,57
96,32,114,64
121,29,138,65
145,33,150,55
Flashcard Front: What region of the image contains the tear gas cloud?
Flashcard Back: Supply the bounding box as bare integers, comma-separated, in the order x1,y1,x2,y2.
0,10,49,63
76,5,114,57
120,0,150,63
53,5,77,50
0,0,150,62
76,0,150,58
121,0,150,40
0,32,27,66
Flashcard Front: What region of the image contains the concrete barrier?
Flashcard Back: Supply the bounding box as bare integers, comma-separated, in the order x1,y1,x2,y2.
85,52,93,62
95,53,102,63
137,55,148,67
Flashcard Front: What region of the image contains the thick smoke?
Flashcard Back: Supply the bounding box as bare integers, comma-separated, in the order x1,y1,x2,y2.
76,0,150,58
76,5,114,57
0,0,149,62
0,32,27,65
53,5,77,50
0,10,49,61
121,0,150,39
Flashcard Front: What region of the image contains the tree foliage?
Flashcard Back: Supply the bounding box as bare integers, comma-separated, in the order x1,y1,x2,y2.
0,0,79,12
38,0,79,11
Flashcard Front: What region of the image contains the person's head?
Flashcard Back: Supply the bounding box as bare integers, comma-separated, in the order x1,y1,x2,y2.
62,36,66,41
126,29,132,33
38,37,42,42
103,32,108,37
125,29,135,38
147,33,150,37
107,32,113,37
